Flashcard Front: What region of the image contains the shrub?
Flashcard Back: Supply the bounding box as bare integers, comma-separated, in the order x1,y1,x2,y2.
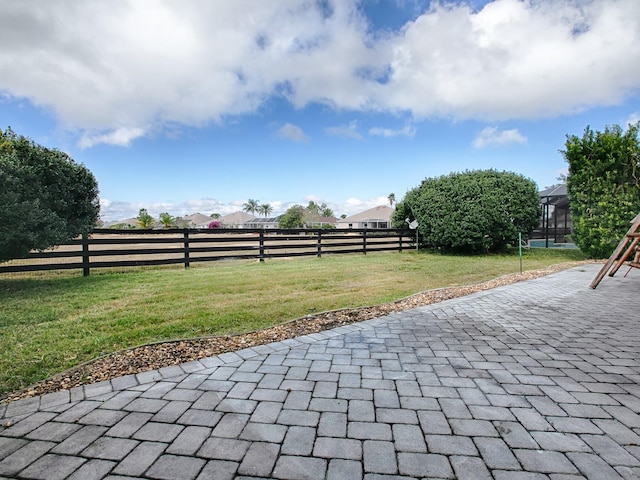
392,169,540,253
0,128,99,261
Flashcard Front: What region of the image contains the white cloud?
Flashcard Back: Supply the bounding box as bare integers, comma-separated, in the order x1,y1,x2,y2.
344,197,363,208
369,124,416,138
325,121,363,140
339,196,392,216
304,194,323,204
276,123,309,142
382,0,640,120
78,127,146,148
626,112,640,126
472,126,527,148
1,0,638,141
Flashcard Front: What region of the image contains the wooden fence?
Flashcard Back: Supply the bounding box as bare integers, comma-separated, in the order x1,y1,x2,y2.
0,228,415,276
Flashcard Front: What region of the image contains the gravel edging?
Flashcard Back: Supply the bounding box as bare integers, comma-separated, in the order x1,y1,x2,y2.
1,261,595,404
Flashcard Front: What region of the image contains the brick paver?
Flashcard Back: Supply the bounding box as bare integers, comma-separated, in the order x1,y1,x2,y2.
2,264,640,479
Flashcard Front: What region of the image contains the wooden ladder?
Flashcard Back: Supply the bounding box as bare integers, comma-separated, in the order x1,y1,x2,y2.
590,213,640,288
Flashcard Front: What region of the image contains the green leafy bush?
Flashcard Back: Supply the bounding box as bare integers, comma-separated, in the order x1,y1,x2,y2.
562,123,640,258
0,128,100,262
393,169,540,253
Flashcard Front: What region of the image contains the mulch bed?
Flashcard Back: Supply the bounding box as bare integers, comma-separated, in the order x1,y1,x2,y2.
1,261,594,404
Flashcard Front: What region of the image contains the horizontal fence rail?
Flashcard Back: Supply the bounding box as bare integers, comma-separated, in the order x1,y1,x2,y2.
1,228,415,276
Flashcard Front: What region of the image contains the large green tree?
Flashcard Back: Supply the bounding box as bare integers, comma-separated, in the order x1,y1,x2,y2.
278,205,305,228
0,128,100,262
562,123,640,258
392,169,540,253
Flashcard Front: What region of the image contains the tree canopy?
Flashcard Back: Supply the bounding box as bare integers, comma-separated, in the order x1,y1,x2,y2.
136,208,155,229
258,203,274,217
158,212,175,229
392,169,540,253
562,123,640,258
306,201,334,218
0,127,100,262
242,199,259,215
278,205,305,228
387,193,395,206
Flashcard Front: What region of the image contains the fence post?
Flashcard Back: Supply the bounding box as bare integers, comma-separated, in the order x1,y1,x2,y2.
183,230,190,268
363,229,367,255
399,230,403,253
82,233,90,276
317,230,322,258
259,231,265,262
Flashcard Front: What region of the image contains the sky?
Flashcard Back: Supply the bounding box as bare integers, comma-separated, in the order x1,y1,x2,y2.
1,0,639,222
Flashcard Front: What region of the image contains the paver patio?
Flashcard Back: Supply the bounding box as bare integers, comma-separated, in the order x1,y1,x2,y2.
2,263,640,479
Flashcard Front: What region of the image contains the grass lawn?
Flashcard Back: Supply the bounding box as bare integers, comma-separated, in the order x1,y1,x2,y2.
0,248,587,397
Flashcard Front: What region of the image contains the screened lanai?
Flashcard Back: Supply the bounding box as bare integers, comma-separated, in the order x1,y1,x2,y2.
532,184,572,247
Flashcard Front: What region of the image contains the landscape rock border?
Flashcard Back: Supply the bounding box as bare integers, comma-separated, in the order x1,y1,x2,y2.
2,261,595,404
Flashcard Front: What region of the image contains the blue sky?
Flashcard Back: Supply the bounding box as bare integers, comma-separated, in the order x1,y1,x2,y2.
1,0,639,221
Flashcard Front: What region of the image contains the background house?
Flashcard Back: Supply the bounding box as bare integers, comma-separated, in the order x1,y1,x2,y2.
220,211,254,228
105,217,138,229
336,205,394,229
303,211,338,228
181,213,214,228
244,217,280,229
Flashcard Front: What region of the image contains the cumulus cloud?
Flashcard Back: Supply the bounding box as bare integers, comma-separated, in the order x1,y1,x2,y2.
339,196,392,216
626,112,640,126
276,123,310,142
382,0,640,120
0,0,638,145
472,126,527,148
78,127,146,148
369,124,416,138
325,121,363,140
345,197,364,208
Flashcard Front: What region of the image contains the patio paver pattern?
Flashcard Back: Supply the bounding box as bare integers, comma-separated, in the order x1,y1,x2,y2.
1,263,640,479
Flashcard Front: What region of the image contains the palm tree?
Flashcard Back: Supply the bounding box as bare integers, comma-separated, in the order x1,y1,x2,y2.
258,203,273,217
320,207,334,217
388,193,396,206
242,199,260,216
136,208,155,229
158,212,175,229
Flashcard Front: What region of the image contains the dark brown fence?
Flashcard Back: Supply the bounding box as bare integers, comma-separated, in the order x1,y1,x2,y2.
0,228,415,276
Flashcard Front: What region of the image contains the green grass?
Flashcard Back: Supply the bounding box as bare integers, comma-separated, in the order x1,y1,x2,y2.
0,248,587,397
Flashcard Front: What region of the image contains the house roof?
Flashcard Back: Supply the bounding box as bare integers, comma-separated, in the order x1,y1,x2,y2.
183,213,213,226
220,211,254,225
339,205,394,223
105,217,138,227
540,184,569,208
540,184,567,198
